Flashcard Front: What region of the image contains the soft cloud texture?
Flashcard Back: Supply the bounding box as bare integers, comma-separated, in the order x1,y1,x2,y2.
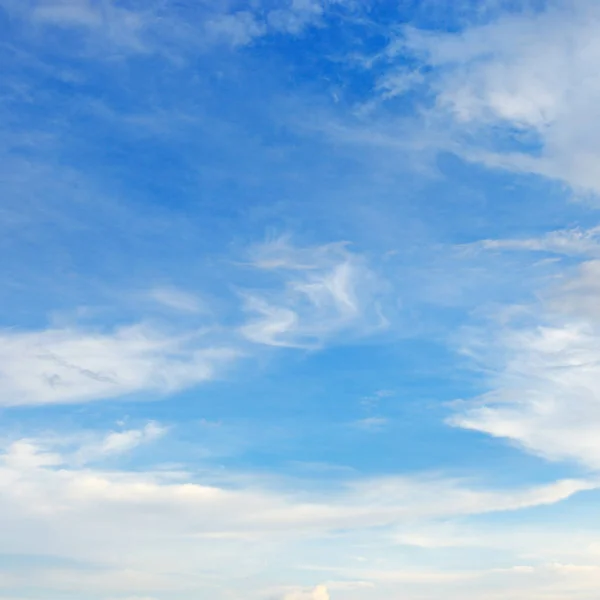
452,229,600,469
148,287,204,314
2,0,345,53
0,324,237,406
399,0,600,195
240,238,386,348
0,430,594,599
475,225,600,257
73,422,167,464
281,585,330,600
0,239,388,406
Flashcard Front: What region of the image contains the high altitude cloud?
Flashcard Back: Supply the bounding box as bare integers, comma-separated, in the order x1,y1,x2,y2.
398,0,600,195
0,239,387,406
240,238,387,348
0,324,237,406
452,227,600,469
3,0,346,54
476,226,600,257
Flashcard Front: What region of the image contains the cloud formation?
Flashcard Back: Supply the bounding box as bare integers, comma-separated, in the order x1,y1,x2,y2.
475,226,600,257
452,229,600,469
240,238,386,348
3,0,346,54
400,0,600,195
0,324,237,406
0,429,593,598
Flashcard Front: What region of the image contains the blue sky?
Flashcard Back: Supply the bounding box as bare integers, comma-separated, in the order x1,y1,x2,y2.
3,0,600,598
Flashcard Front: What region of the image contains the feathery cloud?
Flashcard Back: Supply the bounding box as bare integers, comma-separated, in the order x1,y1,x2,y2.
240,238,387,348
452,231,600,469
0,324,237,406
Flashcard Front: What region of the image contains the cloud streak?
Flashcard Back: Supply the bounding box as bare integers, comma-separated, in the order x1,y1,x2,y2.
0,324,237,406
452,229,600,469
240,238,387,348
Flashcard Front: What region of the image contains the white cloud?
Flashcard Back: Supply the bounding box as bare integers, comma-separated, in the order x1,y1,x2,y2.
240,238,387,348
0,430,591,598
0,238,387,407
33,0,103,27
205,11,267,46
6,0,343,54
399,0,600,195
281,585,329,600
206,0,341,46
323,561,600,600
26,0,148,51
267,0,325,35
0,323,237,406
451,321,600,467
148,287,204,314
72,422,167,464
474,225,600,257
451,233,600,469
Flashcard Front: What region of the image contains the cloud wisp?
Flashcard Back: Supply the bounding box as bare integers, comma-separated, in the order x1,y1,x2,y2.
240,238,387,348
0,237,391,406
452,227,600,469
0,323,237,406
2,0,349,57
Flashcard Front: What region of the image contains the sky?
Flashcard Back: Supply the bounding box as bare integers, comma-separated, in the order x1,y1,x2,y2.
4,0,600,598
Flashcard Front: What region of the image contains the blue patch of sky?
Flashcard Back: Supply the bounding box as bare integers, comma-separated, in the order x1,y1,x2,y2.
0,0,588,490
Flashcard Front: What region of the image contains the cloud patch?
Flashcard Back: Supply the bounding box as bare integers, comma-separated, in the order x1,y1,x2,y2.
240,238,387,348
0,430,593,597
0,324,237,406
397,0,600,196
281,585,329,600
452,230,600,469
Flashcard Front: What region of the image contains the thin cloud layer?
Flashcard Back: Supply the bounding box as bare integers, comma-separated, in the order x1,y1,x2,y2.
452,232,600,469
281,586,330,600
240,238,386,348
475,226,600,257
3,0,348,54
0,240,388,406
0,324,237,406
0,429,593,599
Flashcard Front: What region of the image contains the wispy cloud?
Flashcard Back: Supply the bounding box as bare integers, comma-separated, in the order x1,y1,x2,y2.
240,238,387,348
3,0,150,53
451,230,600,469
0,324,237,406
473,226,600,257
3,0,349,56
390,0,600,196
147,287,204,314
72,422,167,464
